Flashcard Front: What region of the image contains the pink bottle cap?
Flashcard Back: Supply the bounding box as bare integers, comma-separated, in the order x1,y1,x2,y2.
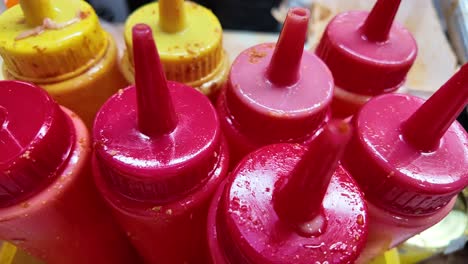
215,121,367,263
223,7,333,142
93,24,222,204
0,81,74,207
316,0,417,96
343,64,468,216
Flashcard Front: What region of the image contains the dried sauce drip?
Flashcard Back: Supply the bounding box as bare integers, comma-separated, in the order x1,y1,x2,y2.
248,49,267,64
15,10,90,41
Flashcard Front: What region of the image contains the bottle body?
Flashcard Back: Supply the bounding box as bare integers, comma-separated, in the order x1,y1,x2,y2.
2,33,128,128
357,197,456,263
206,180,229,264
92,141,230,264
331,85,408,119
0,108,136,264
217,90,325,167
331,86,372,119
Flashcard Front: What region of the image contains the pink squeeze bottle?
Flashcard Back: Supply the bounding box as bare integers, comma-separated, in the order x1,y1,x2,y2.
0,81,137,264
316,0,417,119
92,24,229,264
208,121,368,263
341,64,468,262
217,7,334,167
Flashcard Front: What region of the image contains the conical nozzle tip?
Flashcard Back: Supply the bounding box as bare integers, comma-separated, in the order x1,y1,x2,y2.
274,120,352,224
362,0,402,42
132,24,178,137
267,7,310,86
402,63,468,151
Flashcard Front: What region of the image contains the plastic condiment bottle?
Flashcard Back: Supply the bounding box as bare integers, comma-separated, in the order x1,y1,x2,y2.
316,0,417,119
92,24,229,264
0,81,137,264
207,121,368,264
341,64,468,263
218,7,334,167
0,0,128,128
122,0,229,100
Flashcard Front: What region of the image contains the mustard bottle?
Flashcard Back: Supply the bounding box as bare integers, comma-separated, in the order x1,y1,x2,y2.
122,0,229,100
0,0,128,128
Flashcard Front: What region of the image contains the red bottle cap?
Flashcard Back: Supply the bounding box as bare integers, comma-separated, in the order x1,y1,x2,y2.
223,7,333,143
214,121,367,263
316,0,417,96
342,64,468,216
93,24,222,204
0,81,74,207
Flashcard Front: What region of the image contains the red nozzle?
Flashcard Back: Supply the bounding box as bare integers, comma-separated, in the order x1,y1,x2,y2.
362,0,402,42
266,7,310,86
273,120,352,224
402,64,468,152
132,24,178,137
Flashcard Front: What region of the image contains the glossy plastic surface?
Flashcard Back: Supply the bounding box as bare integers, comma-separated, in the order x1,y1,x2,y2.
207,144,367,263
94,25,224,203
273,121,352,224
0,81,73,207
122,0,228,98
316,0,417,96
0,0,106,80
93,24,229,263
0,107,136,264
343,80,468,215
0,0,128,128
342,66,468,261
218,8,333,166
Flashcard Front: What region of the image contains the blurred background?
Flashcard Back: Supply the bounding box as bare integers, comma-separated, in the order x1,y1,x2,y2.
86,0,283,32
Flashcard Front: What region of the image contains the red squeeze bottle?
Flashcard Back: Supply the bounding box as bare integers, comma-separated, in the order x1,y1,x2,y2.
207,121,368,264
92,24,229,264
342,64,468,262
316,0,417,119
0,81,136,264
217,7,334,167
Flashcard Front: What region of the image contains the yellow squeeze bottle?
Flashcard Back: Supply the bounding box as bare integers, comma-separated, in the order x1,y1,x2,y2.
122,0,229,100
0,0,128,128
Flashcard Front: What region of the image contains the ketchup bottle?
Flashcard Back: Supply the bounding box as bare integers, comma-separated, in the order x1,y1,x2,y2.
342,64,468,262
0,81,136,264
218,7,334,167
207,121,368,263
316,0,417,119
92,24,229,264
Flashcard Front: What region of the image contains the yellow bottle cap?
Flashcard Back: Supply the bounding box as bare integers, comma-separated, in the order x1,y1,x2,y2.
124,0,225,86
0,0,107,82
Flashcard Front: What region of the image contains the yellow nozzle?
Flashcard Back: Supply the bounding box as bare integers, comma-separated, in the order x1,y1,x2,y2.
159,0,186,33
19,0,56,26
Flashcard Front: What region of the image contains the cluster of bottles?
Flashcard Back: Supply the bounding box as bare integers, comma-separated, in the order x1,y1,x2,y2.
0,0,467,263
